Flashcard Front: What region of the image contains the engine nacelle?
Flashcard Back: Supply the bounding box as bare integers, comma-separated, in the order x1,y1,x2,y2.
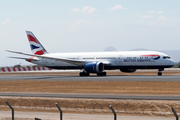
120,69,136,73
84,62,104,73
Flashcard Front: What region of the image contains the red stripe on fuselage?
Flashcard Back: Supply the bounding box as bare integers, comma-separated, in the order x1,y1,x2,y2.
141,55,160,57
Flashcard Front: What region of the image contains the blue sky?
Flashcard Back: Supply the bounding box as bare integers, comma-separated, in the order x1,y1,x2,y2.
1,0,180,66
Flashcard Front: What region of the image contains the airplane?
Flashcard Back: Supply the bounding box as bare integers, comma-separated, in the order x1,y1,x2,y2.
7,31,175,76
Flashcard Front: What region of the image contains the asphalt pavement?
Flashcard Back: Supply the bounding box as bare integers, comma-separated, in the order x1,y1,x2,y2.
1,92,180,100
1,73,180,100
0,74,180,81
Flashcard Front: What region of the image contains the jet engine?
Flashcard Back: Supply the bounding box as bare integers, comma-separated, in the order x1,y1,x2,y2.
84,61,104,73
120,69,136,73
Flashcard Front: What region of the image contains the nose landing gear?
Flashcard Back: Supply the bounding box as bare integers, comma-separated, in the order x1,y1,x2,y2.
157,69,164,76
158,72,162,76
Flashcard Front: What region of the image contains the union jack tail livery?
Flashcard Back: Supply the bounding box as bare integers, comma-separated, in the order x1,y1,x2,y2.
26,31,48,55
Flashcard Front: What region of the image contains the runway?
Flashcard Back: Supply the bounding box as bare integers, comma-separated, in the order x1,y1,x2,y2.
1,92,180,100
0,74,180,81
1,72,180,100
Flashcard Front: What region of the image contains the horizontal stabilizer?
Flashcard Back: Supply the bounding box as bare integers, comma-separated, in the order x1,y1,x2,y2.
8,56,39,61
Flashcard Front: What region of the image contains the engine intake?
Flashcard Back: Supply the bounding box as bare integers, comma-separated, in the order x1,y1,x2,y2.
120,69,136,73
84,61,104,73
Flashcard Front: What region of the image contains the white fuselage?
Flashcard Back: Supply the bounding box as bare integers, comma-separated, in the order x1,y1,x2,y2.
30,51,175,70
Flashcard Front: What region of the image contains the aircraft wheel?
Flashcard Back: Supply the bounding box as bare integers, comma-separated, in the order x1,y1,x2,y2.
97,72,106,76
79,72,83,76
79,72,89,76
86,73,90,76
158,72,162,76
103,72,106,76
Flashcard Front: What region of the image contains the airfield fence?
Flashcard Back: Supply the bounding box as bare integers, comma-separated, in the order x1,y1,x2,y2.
0,97,180,116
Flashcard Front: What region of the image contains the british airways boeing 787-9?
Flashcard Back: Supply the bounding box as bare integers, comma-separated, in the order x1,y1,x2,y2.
7,31,175,76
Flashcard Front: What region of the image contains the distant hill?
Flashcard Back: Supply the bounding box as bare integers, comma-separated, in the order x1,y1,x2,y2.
104,46,117,51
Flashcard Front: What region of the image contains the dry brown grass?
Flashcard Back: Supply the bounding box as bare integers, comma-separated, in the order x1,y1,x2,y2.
1,71,180,117
0,70,180,95
0,80,180,95
0,97,179,116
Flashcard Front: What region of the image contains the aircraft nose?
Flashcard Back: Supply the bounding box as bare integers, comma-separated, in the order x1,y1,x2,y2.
170,60,175,66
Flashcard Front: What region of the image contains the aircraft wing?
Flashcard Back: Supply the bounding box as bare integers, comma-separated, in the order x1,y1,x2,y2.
7,50,111,66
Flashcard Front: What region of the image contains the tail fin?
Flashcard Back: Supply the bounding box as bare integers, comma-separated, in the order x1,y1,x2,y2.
26,31,48,55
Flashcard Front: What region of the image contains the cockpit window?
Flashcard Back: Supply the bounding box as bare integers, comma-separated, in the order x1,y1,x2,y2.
163,56,171,59
163,56,166,59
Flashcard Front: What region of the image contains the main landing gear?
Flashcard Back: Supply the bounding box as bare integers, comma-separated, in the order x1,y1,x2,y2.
97,72,106,76
79,72,107,76
79,72,89,76
157,69,164,76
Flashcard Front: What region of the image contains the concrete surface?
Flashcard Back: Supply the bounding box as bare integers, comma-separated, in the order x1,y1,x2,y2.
1,75,180,81
0,111,175,120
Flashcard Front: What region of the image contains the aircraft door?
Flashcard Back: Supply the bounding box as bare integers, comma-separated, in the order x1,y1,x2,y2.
77,56,82,60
